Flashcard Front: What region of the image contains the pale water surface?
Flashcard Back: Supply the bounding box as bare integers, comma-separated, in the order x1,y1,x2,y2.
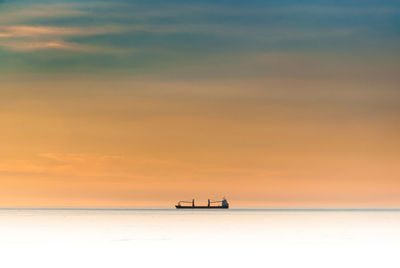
0,209,399,268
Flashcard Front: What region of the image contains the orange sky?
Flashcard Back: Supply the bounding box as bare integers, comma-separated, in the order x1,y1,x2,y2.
1,72,399,207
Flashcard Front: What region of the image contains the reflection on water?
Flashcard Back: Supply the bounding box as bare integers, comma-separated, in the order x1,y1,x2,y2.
0,209,399,268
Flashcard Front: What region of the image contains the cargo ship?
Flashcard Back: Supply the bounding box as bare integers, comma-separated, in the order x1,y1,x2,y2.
175,198,229,209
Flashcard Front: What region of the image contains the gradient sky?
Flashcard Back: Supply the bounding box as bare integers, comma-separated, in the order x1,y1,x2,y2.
0,0,399,207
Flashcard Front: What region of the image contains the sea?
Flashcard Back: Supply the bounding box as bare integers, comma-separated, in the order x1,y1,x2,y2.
0,208,399,268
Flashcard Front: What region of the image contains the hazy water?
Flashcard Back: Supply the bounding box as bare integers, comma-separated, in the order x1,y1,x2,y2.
0,208,399,268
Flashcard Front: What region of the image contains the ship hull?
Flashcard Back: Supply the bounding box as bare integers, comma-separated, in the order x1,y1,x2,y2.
175,205,228,209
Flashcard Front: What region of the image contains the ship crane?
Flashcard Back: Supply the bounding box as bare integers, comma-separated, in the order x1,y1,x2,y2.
177,199,195,207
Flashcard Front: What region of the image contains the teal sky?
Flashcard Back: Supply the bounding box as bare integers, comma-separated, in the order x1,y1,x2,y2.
0,0,399,76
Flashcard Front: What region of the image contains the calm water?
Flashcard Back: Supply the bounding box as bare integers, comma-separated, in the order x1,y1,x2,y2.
0,208,399,268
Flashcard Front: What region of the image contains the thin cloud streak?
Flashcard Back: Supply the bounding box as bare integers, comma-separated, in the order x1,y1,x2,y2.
0,25,129,37
0,40,100,52
0,25,134,52
0,3,87,24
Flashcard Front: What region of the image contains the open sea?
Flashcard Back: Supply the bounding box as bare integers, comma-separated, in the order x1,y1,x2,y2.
0,208,399,268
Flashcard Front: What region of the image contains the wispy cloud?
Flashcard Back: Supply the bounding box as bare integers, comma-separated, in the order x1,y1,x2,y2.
0,24,130,52
0,25,127,37
0,40,104,52
0,2,131,53
0,153,185,180
39,153,125,165
0,3,87,24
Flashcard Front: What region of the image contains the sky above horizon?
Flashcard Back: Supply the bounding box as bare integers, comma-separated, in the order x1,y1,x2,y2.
0,0,399,207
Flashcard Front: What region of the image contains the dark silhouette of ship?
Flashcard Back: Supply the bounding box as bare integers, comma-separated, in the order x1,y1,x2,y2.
175,198,229,209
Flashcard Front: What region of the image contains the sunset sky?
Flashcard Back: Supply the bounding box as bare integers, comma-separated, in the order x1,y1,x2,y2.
0,0,399,207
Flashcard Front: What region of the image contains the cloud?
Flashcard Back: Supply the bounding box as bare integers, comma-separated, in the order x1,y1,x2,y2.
0,40,102,52
0,3,87,25
0,25,81,37
0,153,187,182
39,153,125,165
0,25,130,52
0,2,130,53
0,153,128,178
0,25,127,38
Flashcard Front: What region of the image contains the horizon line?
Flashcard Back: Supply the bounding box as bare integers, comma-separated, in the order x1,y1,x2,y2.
1,207,400,211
